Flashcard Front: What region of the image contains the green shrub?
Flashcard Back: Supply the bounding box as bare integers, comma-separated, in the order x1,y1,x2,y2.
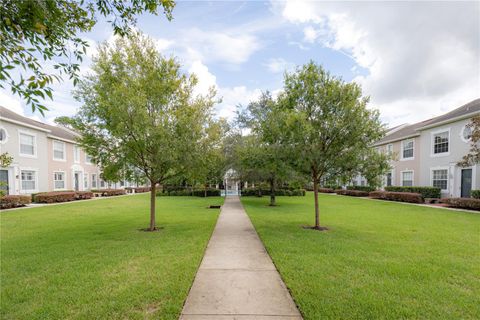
318,188,335,193
335,189,369,197
241,188,305,197
156,188,220,197
441,198,480,211
323,185,341,191
369,191,423,204
471,190,480,199
384,186,441,199
347,185,376,192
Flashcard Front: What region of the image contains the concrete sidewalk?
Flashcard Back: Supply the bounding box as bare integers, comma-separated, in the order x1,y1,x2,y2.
180,196,302,320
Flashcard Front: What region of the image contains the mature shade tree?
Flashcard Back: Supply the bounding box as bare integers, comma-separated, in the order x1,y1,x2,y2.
61,33,216,231
0,0,175,114
458,115,480,167
236,92,294,206
282,61,387,230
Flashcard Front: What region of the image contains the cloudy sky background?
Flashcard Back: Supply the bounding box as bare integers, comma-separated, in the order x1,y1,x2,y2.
1,0,479,128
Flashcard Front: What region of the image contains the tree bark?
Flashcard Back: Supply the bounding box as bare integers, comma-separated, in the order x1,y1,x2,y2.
149,182,156,231
269,177,276,206
313,175,320,228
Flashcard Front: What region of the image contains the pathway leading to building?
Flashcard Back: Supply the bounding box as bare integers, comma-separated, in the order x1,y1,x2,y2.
180,196,302,320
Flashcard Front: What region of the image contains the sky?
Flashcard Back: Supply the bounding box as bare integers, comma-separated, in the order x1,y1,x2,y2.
1,0,479,128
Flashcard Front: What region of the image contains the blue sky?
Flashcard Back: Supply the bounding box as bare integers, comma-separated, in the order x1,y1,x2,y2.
1,1,479,127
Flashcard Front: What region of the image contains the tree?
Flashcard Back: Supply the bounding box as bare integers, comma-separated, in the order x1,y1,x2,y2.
60,33,216,231
281,61,387,230
236,92,294,206
0,0,175,114
458,115,480,167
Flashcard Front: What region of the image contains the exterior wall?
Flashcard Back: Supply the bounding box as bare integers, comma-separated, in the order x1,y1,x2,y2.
377,136,421,187
418,118,479,197
47,138,103,191
0,119,49,195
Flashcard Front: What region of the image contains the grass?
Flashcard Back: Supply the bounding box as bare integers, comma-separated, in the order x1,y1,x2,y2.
1,194,223,320
241,193,480,319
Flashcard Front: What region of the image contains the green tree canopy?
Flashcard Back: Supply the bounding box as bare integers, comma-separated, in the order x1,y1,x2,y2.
60,32,216,231
0,0,175,114
281,61,388,230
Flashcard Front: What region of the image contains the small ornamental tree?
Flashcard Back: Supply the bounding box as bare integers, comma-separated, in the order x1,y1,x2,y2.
62,33,216,231
236,92,294,206
458,115,480,167
282,61,387,230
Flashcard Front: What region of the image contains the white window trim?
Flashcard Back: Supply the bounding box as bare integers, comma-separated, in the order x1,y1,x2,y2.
431,128,451,157
400,139,414,161
85,153,92,165
387,143,393,155
460,125,472,143
19,167,39,194
430,166,449,192
73,145,80,164
83,172,89,189
18,130,38,158
91,173,97,189
52,140,67,162
0,126,9,144
400,170,414,187
53,170,67,191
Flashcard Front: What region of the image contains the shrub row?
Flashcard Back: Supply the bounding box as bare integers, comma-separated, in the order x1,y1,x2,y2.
369,191,423,204
347,185,376,192
91,189,126,197
0,195,31,209
335,189,369,197
441,198,480,211
35,191,76,203
75,191,93,200
318,188,335,193
384,186,441,199
471,190,480,199
241,188,306,197
157,188,221,197
126,187,151,193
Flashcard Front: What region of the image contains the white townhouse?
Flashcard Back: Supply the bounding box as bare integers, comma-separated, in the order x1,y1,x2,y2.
374,98,480,198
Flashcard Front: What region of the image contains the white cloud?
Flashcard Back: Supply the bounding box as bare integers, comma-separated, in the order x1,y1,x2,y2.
188,60,218,96
264,58,294,73
0,90,24,115
279,0,480,126
155,38,173,52
216,86,262,119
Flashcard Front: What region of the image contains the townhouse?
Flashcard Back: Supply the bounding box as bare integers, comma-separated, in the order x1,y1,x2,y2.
374,98,480,197
0,106,104,195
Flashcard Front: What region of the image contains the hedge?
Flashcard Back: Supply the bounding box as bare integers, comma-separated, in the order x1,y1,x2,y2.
34,191,76,203
323,185,341,191
75,191,93,200
318,188,335,193
134,187,151,193
441,198,480,211
471,190,480,199
0,195,31,209
241,188,306,197
347,185,376,192
384,186,441,199
369,191,423,204
91,189,126,196
156,188,221,197
335,189,369,197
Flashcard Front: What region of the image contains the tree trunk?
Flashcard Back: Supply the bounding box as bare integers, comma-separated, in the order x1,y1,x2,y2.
269,177,276,206
204,183,207,198
149,182,156,231
313,175,320,228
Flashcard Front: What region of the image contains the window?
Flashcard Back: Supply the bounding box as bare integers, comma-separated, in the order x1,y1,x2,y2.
432,169,448,190
433,131,449,154
120,180,125,187
54,172,65,189
0,127,7,144
21,170,36,191
462,125,472,142
85,153,93,164
401,171,413,187
19,133,35,156
401,139,414,159
53,140,66,160
74,146,80,163
91,174,97,188
84,173,89,189
387,144,393,155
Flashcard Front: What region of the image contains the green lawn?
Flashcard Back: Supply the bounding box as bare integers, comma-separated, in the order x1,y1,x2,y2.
1,194,223,320
241,193,480,319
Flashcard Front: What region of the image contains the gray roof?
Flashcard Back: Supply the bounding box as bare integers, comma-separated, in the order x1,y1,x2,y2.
376,98,480,145
0,106,79,142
